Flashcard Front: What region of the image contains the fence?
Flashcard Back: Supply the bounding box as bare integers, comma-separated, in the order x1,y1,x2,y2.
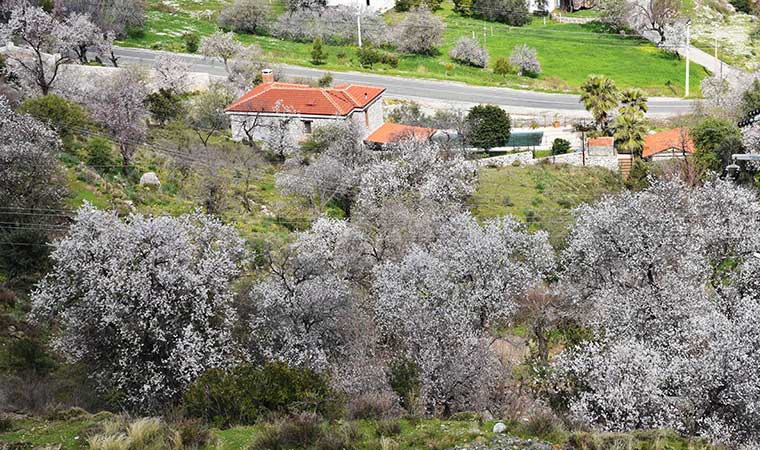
550,13,598,24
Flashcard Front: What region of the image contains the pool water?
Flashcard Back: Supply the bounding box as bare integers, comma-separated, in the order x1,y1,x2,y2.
505,131,544,147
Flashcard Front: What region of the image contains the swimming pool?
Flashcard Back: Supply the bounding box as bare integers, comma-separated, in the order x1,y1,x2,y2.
505,131,544,148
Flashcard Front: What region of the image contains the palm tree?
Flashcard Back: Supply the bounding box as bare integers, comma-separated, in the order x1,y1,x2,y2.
612,111,648,156
620,88,649,115
579,75,620,131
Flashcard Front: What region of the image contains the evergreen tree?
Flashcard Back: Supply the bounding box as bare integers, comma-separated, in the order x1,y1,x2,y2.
466,104,511,150
311,37,327,65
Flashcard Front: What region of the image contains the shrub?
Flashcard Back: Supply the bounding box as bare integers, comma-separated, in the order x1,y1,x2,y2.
316,423,362,450
0,288,16,308
449,37,488,68
376,419,402,437
318,72,333,87
3,337,57,377
473,0,531,25
381,52,400,68
127,418,163,449
183,362,337,426
85,137,117,172
183,32,200,53
466,104,511,150
394,7,445,55
252,413,322,450
172,418,212,449
387,357,420,412
357,46,382,68
551,138,571,155
88,416,186,450
88,433,131,450
218,0,271,34
453,0,474,15
18,94,88,139
0,416,13,433
493,57,511,76
346,392,399,420
509,44,541,77
524,413,562,439
45,406,88,421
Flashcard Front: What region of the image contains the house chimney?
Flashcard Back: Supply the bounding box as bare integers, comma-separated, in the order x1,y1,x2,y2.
261,69,274,84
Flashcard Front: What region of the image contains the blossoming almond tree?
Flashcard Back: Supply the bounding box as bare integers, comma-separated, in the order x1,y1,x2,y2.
373,213,555,415
0,4,78,95
31,206,247,411
552,180,760,447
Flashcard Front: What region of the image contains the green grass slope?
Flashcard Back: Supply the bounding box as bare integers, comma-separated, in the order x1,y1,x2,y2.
469,163,624,246
120,0,709,96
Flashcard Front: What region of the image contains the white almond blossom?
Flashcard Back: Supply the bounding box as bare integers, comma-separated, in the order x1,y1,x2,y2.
31,205,247,411
553,179,760,447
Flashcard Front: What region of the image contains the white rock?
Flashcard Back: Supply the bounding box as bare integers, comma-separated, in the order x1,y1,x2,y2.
139,172,161,187
492,422,507,434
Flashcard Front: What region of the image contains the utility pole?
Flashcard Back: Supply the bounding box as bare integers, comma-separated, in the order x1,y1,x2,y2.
356,0,362,48
714,32,719,73
685,20,691,98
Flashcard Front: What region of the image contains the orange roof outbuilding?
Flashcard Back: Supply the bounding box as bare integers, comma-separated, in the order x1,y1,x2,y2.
642,128,695,158
225,81,385,117
365,123,437,145
587,137,614,147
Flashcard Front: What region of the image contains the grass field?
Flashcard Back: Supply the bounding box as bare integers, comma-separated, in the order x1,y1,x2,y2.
0,413,720,450
119,0,710,96
469,163,624,246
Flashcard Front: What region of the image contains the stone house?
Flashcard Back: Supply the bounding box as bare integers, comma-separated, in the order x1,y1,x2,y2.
226,70,386,143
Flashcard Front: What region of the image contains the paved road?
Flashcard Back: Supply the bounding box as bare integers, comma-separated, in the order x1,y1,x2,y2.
114,46,695,118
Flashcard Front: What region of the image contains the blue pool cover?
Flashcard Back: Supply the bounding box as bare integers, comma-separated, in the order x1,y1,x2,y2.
505,131,544,147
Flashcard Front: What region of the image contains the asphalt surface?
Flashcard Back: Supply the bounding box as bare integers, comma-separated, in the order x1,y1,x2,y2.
114,46,695,118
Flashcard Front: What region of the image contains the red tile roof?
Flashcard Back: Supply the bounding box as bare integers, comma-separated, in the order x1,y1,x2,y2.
365,123,437,144
225,82,385,116
642,128,695,158
588,137,614,147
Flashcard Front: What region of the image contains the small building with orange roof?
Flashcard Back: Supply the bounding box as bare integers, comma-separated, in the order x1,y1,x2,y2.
364,123,437,148
642,128,695,160
226,69,386,143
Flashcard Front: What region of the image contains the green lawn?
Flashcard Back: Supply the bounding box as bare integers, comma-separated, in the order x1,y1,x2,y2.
470,163,624,246
119,0,709,96
0,413,722,450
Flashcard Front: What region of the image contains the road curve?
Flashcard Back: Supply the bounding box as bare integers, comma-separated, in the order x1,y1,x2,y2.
114,46,695,118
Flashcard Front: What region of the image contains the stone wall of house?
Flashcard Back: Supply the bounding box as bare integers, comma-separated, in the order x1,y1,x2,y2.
348,100,384,139
229,99,383,143
230,114,350,143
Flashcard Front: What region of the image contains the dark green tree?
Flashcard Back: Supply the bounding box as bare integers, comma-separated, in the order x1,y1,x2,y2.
18,94,88,140
741,78,760,117
146,88,184,126
466,104,511,150
311,37,327,65
625,158,651,192
183,32,200,53
551,138,571,155
691,117,742,172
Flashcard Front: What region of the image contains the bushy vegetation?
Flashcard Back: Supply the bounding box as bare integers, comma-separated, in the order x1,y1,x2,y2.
183,363,338,427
